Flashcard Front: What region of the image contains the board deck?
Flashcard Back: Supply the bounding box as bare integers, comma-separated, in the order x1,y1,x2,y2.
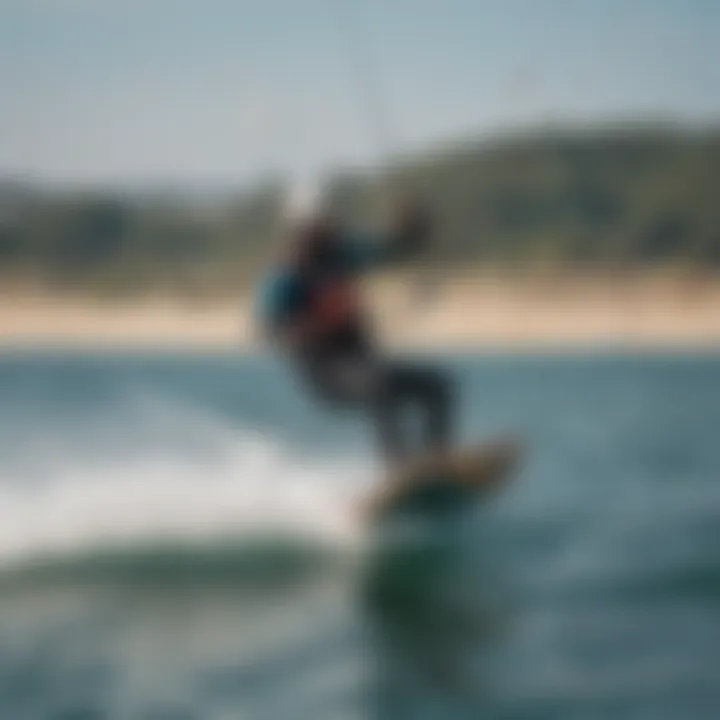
365,437,522,522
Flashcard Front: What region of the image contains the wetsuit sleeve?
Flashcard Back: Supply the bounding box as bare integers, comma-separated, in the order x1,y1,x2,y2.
342,227,428,272
341,234,386,272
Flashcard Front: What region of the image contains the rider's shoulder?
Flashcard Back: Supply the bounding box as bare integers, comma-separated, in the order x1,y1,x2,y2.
259,265,303,302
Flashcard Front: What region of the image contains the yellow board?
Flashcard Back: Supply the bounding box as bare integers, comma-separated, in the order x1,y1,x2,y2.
365,437,522,522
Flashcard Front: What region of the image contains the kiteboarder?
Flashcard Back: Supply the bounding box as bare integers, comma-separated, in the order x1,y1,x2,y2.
256,185,454,466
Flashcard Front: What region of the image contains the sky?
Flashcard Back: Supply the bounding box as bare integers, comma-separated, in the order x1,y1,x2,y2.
1,0,719,186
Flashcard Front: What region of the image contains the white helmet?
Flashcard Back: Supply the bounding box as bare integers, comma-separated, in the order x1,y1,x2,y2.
282,180,329,228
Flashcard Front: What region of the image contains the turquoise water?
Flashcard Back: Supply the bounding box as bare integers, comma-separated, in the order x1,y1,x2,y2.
0,352,718,719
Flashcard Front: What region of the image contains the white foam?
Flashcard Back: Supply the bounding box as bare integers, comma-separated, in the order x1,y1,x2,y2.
0,391,373,566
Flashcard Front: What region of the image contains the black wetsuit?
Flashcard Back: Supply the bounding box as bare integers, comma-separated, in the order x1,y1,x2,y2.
257,229,453,463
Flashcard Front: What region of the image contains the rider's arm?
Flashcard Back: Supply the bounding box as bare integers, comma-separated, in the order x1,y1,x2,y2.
344,201,433,272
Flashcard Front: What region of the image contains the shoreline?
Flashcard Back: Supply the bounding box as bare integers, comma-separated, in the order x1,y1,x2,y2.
1,273,719,353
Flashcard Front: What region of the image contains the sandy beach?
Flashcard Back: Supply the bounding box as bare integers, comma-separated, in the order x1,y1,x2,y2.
1,272,719,352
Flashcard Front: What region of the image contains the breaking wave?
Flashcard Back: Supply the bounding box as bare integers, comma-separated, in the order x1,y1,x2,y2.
0,389,374,588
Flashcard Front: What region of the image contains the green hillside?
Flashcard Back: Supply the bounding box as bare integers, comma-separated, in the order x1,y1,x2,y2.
1,124,719,294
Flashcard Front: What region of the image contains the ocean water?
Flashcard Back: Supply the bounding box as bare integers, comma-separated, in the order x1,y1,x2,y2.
0,351,718,720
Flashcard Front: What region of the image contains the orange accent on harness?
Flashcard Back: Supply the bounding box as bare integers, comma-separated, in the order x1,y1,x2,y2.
313,279,361,329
